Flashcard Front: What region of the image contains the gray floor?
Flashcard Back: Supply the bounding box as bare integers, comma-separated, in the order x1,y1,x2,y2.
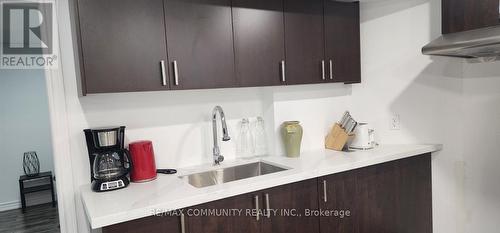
0,203,59,233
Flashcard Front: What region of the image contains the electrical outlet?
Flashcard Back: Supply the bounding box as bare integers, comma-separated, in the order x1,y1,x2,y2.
390,113,401,130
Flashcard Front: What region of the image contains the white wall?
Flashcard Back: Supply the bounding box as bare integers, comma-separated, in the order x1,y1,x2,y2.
54,0,471,232
461,61,500,233
0,70,55,210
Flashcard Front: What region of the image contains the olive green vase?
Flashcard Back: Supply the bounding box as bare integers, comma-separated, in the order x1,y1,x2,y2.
281,121,303,158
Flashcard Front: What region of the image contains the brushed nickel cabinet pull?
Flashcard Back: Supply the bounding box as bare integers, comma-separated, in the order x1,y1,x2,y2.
323,180,328,203
329,59,333,80
265,193,271,218
281,60,286,82
321,60,326,80
255,195,260,221
173,60,179,86
180,212,186,233
160,60,167,86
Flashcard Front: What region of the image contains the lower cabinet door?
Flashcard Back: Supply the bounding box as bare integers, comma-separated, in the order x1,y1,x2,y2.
260,179,320,233
186,192,261,233
102,214,182,233
318,171,356,233
356,155,432,233
319,154,432,233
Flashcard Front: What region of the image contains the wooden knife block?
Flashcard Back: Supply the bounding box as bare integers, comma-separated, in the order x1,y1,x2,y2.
325,123,354,151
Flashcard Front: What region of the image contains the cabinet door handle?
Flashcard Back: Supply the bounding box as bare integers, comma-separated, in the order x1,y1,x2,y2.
180,212,186,233
280,60,286,82
173,60,179,86
329,59,333,80
321,60,326,80
265,193,271,218
323,180,328,203
254,195,260,221
160,60,167,86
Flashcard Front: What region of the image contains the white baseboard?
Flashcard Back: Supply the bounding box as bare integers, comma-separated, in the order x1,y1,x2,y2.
0,200,21,212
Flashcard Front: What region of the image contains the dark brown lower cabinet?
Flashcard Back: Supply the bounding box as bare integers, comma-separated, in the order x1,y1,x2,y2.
102,214,182,233
186,191,261,233
319,153,432,233
318,170,356,233
102,154,432,233
260,179,320,233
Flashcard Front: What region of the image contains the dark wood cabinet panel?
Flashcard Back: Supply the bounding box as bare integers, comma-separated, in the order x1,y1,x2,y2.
187,192,261,233
284,0,326,85
355,154,432,233
77,0,169,94
164,0,236,90
355,160,399,233
319,154,432,233
261,179,320,233
318,171,356,233
232,0,285,87
394,154,432,233
442,0,500,34
324,1,361,84
76,0,361,94
102,215,181,233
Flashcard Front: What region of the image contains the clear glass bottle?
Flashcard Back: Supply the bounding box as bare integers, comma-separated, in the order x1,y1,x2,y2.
237,118,254,158
253,117,268,156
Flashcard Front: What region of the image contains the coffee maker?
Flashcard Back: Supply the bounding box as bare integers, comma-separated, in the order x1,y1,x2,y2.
84,126,131,192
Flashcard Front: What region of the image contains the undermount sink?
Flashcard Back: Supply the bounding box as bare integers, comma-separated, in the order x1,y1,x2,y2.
179,161,288,188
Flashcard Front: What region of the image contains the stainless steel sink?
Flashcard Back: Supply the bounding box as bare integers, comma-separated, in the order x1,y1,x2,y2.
179,161,288,188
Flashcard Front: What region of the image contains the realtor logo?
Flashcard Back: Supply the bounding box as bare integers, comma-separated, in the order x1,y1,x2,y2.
1,0,57,69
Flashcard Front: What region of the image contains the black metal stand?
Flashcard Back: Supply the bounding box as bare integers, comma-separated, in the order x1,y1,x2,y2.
18,171,56,213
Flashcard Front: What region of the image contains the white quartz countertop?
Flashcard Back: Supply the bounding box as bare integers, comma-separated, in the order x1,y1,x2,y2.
81,144,442,229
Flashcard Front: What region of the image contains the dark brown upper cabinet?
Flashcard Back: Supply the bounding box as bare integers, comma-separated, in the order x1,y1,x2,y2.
75,0,361,95
232,0,285,87
284,0,326,85
324,1,361,84
442,0,500,34
77,0,170,94
164,0,236,90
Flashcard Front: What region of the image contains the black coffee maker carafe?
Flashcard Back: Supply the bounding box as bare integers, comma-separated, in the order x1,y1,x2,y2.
84,126,131,192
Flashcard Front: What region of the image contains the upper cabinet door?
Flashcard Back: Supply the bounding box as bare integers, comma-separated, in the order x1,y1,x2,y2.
442,0,500,34
284,0,326,85
164,0,236,90
324,1,360,84
77,0,169,94
232,0,285,87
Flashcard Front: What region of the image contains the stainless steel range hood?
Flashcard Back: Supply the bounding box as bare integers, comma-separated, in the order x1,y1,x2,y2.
422,25,500,60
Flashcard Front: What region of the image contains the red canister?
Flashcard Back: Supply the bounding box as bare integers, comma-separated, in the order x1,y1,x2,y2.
128,140,157,182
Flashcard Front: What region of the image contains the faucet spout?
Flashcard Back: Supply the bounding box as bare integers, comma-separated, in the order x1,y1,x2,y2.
212,106,230,165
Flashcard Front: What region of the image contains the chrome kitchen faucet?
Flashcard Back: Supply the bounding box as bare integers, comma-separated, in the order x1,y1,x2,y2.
212,106,230,165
